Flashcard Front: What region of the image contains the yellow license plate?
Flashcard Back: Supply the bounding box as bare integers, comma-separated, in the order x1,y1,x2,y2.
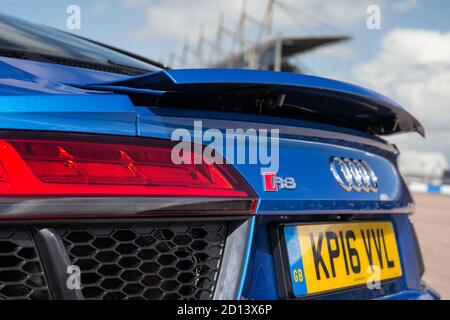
284,221,402,297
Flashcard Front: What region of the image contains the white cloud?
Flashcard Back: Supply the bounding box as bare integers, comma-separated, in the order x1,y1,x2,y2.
391,0,421,13
117,0,151,8
131,0,242,39
353,28,450,162
92,2,109,14
319,0,371,27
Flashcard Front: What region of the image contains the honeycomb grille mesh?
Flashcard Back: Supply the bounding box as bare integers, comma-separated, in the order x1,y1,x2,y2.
55,222,227,300
0,228,49,300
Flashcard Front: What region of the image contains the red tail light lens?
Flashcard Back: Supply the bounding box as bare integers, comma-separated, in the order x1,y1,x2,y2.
0,133,257,218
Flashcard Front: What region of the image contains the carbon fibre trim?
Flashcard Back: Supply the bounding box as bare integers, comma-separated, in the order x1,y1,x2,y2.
34,228,83,300
213,218,252,299
0,198,254,219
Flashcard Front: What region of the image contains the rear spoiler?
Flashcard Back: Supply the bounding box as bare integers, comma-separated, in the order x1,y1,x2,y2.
81,69,425,137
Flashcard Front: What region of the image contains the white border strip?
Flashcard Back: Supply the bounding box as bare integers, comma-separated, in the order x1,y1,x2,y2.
408,182,450,195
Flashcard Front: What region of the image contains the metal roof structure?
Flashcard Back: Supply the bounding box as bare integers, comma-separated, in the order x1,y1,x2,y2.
209,35,351,71
168,0,351,73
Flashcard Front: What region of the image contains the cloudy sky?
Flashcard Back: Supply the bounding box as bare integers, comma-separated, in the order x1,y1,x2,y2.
1,0,450,166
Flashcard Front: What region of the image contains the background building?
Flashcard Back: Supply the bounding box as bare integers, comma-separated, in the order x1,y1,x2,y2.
399,151,448,183
168,0,350,73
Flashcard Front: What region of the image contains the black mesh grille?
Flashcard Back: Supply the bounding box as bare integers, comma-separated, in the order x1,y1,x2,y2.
55,222,227,300
0,228,50,300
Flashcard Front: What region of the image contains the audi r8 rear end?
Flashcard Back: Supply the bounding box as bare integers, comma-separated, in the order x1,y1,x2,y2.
0,14,440,300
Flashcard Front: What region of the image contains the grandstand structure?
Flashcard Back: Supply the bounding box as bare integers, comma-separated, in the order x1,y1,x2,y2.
168,0,350,72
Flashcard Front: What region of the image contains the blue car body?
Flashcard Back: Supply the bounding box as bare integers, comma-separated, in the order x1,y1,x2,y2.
0,15,439,300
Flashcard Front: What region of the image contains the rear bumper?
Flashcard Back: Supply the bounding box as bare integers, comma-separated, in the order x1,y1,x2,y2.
377,285,441,300
241,214,440,300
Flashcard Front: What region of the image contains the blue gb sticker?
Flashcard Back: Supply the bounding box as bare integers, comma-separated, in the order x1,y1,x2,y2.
284,226,307,297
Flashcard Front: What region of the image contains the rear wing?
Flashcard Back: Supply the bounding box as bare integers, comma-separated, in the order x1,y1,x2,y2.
80,69,425,137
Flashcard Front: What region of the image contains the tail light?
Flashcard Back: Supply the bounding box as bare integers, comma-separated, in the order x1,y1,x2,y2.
0,132,257,219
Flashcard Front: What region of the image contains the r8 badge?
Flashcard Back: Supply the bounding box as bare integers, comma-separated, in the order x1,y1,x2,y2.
262,173,296,191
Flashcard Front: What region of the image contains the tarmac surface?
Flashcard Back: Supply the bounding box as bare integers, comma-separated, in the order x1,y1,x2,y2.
412,193,450,299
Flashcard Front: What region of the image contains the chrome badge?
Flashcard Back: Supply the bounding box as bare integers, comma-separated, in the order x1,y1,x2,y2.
262,172,296,192
330,157,378,193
